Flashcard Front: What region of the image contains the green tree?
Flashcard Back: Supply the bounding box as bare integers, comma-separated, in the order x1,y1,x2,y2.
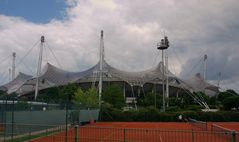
168,97,181,106
102,84,125,109
222,96,239,110
208,95,217,106
0,90,5,102
226,89,238,96
59,83,78,103
217,90,237,102
0,90,5,97
38,87,60,103
73,87,99,108
16,96,30,110
137,91,162,109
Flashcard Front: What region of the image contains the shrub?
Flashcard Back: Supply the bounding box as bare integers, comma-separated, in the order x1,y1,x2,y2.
101,106,239,122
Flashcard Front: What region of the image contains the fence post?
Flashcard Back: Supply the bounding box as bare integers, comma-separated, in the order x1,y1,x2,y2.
74,125,79,142
232,131,236,142
3,97,6,142
205,122,208,131
192,129,194,142
28,127,31,141
3,123,6,142
11,97,15,142
124,128,126,142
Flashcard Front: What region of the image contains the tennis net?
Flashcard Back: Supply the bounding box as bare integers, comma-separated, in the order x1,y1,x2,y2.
188,118,207,131
211,124,233,134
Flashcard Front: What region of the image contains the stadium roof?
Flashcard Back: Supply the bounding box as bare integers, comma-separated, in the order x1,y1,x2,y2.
0,59,185,95
184,73,219,96
0,60,218,96
0,72,32,94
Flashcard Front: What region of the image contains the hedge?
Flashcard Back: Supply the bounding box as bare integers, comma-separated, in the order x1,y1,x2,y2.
101,106,239,122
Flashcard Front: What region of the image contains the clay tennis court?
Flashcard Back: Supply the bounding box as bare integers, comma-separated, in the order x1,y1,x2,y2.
31,122,239,142
209,122,239,131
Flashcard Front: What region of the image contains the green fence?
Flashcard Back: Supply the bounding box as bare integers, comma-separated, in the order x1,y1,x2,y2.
71,109,100,124
0,109,99,139
3,110,67,137
0,124,238,142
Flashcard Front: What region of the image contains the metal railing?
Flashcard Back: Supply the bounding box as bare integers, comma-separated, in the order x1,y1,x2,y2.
0,123,66,142
0,123,238,142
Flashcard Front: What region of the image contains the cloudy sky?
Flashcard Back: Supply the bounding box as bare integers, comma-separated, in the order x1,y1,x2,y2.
0,0,239,91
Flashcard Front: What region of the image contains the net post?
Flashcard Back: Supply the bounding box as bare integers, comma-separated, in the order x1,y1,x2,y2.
124,128,126,142
205,122,207,131
232,131,236,142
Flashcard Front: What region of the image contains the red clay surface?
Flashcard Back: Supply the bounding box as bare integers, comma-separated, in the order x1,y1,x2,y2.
209,122,239,131
31,122,239,142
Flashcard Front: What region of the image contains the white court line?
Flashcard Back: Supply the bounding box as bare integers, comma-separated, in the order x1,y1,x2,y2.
99,131,117,142
160,135,163,142
99,123,128,142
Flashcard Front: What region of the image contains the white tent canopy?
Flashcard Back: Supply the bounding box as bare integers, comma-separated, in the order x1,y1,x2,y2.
1,59,184,95
184,73,219,96
0,60,218,97
0,72,32,94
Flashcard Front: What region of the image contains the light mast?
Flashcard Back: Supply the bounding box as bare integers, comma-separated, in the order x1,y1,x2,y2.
34,36,44,100
12,52,16,80
99,30,104,107
157,36,170,112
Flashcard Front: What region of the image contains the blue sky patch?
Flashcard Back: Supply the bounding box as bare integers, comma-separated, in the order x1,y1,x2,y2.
0,0,68,23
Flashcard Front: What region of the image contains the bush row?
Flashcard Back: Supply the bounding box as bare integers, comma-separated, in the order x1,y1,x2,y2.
101,106,239,122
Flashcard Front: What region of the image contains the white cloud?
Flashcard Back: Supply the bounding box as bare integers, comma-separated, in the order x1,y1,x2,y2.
0,0,239,88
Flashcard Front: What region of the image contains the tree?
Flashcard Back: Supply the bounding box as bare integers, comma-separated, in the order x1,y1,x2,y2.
37,87,60,103
222,96,239,110
182,92,196,105
59,83,78,103
0,90,5,97
226,89,238,96
16,96,30,110
137,91,162,109
102,84,125,109
217,90,237,102
73,87,99,108
168,97,181,106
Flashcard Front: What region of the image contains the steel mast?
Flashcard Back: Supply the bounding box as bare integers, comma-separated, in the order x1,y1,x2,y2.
157,36,169,112
203,54,207,81
9,68,11,81
203,54,207,94
34,36,44,100
99,30,104,107
217,72,221,89
12,52,16,81
165,50,169,107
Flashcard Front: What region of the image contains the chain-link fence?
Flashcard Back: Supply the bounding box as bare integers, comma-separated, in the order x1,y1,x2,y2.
0,124,238,142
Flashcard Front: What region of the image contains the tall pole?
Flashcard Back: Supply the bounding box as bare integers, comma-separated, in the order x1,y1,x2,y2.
217,72,221,89
203,54,207,81
9,68,11,81
65,95,69,142
12,52,16,81
157,36,169,112
34,36,44,100
154,83,157,108
162,50,165,111
203,54,207,94
165,50,169,107
11,96,15,142
99,30,104,107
